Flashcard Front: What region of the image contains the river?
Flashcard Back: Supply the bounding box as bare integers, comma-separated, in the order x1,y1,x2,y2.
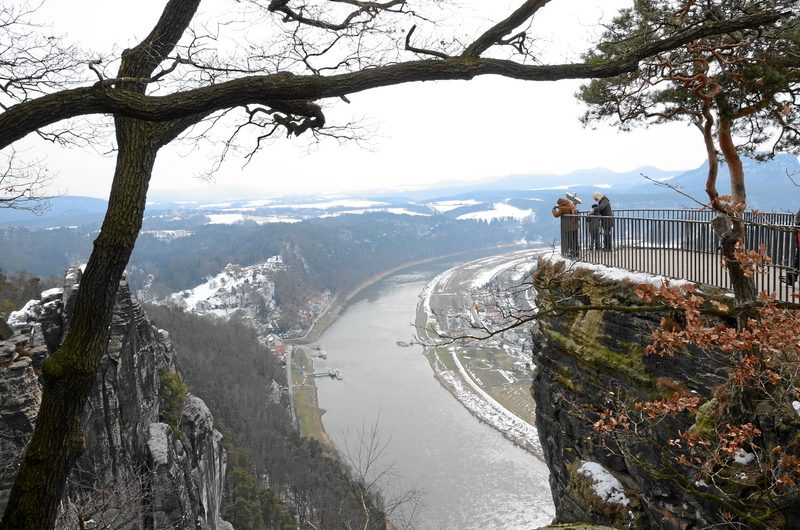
314,259,554,529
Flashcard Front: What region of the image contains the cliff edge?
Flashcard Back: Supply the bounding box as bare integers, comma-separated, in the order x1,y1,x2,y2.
529,254,798,529
0,267,231,529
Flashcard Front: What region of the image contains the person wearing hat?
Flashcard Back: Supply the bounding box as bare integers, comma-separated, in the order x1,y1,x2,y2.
592,191,614,251
552,196,580,257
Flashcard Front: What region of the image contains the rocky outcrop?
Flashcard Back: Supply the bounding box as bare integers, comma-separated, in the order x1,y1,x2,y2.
530,255,736,529
0,268,230,529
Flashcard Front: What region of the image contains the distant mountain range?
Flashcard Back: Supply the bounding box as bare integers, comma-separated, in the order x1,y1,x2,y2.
1,154,798,229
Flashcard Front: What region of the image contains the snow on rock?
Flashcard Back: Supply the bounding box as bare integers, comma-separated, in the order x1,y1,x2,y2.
457,202,534,223
540,250,693,288
577,461,630,506
40,288,63,303
7,299,42,326
734,449,755,465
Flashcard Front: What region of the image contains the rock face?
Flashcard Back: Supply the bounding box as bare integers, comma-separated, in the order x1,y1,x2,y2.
530,257,734,529
0,268,230,529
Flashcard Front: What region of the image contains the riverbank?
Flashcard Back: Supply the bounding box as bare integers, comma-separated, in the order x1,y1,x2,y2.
288,245,545,456
290,345,335,448
286,251,497,447
415,249,545,459
311,262,555,528
286,244,531,345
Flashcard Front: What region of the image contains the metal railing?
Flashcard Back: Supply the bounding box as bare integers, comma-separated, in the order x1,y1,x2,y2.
558,209,799,303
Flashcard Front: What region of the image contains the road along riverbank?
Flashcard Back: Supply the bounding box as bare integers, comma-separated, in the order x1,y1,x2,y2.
416,247,547,458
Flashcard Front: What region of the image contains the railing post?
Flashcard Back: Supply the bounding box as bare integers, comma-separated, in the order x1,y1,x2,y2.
574,208,798,304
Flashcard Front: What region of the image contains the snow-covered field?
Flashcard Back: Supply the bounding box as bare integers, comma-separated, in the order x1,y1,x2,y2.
205,213,302,225
457,202,534,223
417,247,546,457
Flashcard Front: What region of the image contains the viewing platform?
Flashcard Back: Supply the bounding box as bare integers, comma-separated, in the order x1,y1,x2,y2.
558,208,799,303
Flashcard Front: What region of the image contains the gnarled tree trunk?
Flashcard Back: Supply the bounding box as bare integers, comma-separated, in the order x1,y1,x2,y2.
0,1,201,527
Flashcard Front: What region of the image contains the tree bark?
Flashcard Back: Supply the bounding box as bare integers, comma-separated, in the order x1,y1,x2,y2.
0,122,159,529
716,115,757,305
0,1,199,527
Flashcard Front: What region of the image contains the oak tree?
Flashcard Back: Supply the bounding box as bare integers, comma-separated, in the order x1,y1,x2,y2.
0,0,788,527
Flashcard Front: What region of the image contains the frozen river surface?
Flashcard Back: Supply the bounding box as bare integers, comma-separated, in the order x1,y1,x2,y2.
315,259,554,529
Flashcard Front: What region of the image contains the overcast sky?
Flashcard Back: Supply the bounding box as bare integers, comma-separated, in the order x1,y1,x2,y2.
21,0,709,200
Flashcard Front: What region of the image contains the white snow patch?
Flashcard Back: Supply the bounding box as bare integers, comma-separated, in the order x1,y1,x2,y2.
319,207,430,218
470,256,533,288
206,213,246,224
577,461,630,506
169,260,283,319
243,199,274,207
273,199,387,210
540,250,693,288
206,213,301,224
457,202,533,223
141,229,194,240
427,199,481,213
497,370,514,383
8,299,41,326
384,208,429,216
734,449,755,465
527,184,576,191
40,287,63,301
793,401,800,417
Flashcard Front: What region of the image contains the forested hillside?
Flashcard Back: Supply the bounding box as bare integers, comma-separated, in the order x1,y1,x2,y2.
0,212,531,304
0,270,59,317
132,214,528,297
145,305,387,530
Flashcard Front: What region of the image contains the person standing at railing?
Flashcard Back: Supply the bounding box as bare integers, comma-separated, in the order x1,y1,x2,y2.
593,191,614,251
784,208,800,284
552,196,580,258
587,203,602,250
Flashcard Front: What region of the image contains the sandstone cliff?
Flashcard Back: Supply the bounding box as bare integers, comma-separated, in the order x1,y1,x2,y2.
0,268,231,529
529,255,782,529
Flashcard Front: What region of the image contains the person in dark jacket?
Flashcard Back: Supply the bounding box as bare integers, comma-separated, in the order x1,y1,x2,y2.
592,191,614,250
587,203,602,250
552,197,579,257
784,208,800,284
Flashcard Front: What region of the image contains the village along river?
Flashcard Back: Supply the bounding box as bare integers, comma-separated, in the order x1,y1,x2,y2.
314,258,554,529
